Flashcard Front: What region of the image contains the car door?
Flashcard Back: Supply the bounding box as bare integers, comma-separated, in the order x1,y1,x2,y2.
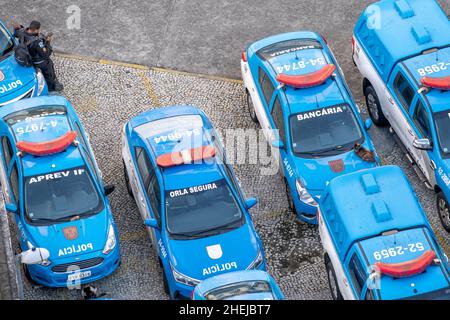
388,69,416,149
344,251,368,300
0,135,14,204
133,146,153,222
257,67,276,142
146,165,163,254
269,94,287,175
409,97,437,186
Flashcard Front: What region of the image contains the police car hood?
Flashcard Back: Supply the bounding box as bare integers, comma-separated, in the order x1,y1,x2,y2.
360,228,449,300
0,55,36,98
293,143,376,192
168,223,260,281
26,209,109,262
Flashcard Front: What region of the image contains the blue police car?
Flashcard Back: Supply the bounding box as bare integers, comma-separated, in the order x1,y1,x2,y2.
319,165,450,300
0,20,48,107
352,0,450,231
241,31,380,224
192,270,283,300
0,96,120,287
121,105,266,299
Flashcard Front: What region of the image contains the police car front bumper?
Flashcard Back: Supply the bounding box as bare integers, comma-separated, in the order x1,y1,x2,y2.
171,261,267,300
292,193,319,225
26,244,120,288
0,75,47,107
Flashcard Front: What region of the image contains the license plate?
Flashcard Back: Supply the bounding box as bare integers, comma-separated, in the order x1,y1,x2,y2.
67,270,91,282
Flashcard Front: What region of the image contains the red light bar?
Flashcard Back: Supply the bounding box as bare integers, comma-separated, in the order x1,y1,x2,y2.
156,145,216,168
17,131,77,156
421,76,450,90
241,51,248,62
276,64,336,88
374,250,437,278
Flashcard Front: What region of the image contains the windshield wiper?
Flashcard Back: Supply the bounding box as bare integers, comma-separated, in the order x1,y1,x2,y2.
30,214,84,224
52,214,82,222
297,145,344,156
171,220,241,239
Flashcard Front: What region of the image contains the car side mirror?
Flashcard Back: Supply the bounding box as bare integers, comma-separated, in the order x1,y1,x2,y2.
413,138,432,150
245,197,258,210
104,185,115,196
144,219,159,229
5,203,17,213
364,119,373,130
271,140,284,149
20,246,50,265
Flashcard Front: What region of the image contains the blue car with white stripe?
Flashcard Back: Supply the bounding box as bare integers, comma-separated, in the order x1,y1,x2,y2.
352,0,450,232
241,31,380,224
0,96,120,287
0,20,48,107
319,165,450,300
121,105,266,299
192,270,283,300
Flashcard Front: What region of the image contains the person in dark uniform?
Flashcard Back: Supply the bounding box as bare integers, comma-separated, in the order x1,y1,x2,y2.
13,21,63,92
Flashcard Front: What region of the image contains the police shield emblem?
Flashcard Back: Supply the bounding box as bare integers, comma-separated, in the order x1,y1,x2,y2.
206,244,223,260
0,70,4,82
328,159,345,173
63,226,79,240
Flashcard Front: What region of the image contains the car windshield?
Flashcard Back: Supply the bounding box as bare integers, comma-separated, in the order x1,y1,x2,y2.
0,25,14,58
434,110,450,157
165,179,243,239
205,281,273,300
289,104,363,157
24,166,104,224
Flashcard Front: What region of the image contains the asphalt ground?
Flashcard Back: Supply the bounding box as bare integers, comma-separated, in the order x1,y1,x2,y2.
1,0,448,80
1,0,449,300
2,54,448,300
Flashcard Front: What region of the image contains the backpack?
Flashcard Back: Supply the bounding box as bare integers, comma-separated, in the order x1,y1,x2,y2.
14,34,33,67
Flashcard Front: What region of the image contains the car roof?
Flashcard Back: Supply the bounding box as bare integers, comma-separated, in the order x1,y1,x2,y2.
0,96,87,177
359,227,450,299
402,46,450,113
354,0,450,82
320,165,431,259
247,31,348,114
130,105,226,190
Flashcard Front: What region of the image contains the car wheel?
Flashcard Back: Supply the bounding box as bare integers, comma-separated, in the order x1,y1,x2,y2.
162,268,170,297
246,90,259,125
325,255,343,300
123,161,134,199
437,192,450,233
365,85,388,127
285,180,297,215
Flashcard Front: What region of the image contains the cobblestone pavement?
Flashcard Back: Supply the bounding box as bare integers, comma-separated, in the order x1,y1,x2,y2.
5,55,449,300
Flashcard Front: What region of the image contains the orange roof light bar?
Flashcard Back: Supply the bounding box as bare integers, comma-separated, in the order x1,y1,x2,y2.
156,145,216,168
276,64,336,89
17,131,77,157
421,76,450,91
374,250,437,278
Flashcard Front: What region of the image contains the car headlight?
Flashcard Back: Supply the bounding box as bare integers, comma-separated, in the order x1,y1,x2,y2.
36,69,46,96
102,224,117,255
247,247,264,270
170,263,200,287
296,180,318,207
40,259,51,266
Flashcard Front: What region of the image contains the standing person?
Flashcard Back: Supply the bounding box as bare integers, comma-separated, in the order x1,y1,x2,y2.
13,21,63,92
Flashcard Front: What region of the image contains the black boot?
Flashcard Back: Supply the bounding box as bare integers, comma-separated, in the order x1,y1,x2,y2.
52,81,64,92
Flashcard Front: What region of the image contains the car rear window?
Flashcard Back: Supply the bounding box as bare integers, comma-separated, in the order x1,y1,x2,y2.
257,39,323,61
